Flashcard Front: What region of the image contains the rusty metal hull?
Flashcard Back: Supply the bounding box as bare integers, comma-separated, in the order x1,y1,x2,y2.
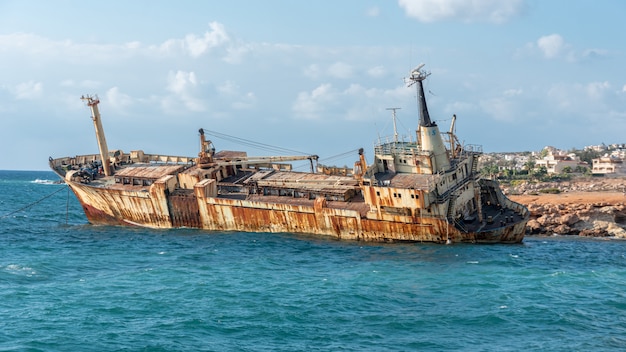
64,176,527,244
56,71,529,244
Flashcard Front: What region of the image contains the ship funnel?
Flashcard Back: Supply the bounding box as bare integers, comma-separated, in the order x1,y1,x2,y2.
81,95,112,176
405,64,450,172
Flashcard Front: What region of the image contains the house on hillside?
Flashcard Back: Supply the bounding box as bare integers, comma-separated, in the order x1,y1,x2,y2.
592,156,625,175
535,149,587,174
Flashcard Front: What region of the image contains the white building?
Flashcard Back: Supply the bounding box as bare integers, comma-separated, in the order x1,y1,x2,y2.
592,156,625,174
535,150,587,174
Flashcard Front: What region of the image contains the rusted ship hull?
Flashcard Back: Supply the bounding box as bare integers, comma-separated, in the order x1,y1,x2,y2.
53,66,529,244
58,171,527,244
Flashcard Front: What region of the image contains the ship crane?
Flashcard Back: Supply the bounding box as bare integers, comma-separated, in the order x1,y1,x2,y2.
81,95,112,176
445,114,464,159
197,128,216,168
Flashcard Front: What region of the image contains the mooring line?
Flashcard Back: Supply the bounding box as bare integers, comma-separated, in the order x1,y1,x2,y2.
0,185,68,219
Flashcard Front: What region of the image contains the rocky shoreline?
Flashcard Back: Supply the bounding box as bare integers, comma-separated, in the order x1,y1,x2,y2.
506,177,626,238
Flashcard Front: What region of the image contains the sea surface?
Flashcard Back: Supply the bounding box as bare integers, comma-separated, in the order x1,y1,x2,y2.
1,170,625,351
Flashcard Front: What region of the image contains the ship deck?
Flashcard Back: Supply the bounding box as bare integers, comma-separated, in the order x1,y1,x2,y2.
245,193,370,217
55,159,526,236
374,172,436,190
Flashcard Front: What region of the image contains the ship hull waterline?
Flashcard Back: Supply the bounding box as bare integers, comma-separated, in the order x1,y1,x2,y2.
62,175,526,244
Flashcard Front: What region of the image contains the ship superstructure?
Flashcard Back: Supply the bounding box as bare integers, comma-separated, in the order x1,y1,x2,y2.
50,65,529,243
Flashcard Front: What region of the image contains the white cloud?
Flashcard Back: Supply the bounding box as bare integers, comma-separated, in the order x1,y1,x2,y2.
144,22,235,61
367,66,386,78
217,80,239,95
168,70,198,94
585,81,610,101
398,0,524,23
60,80,75,87
537,34,565,59
480,97,517,122
292,82,413,122
503,88,523,97
164,70,206,112
304,64,322,80
293,83,337,120
328,62,354,79
303,62,357,80
125,41,141,50
231,92,257,110
60,79,101,89
223,43,253,64
0,33,57,55
14,81,43,100
444,101,475,116
183,22,230,58
105,87,133,111
366,7,381,17
581,48,608,60
547,81,612,114
519,34,606,63
479,88,525,121
217,80,257,110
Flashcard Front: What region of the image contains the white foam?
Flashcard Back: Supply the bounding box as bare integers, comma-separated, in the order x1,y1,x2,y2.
31,179,58,185
5,264,36,275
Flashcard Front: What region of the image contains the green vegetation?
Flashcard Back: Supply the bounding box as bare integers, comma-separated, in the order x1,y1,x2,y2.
477,144,614,182
574,148,601,165
538,188,561,194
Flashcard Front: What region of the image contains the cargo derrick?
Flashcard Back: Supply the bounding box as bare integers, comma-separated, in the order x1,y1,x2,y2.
50,65,529,243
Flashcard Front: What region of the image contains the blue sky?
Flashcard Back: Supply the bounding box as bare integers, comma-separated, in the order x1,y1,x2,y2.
1,0,625,170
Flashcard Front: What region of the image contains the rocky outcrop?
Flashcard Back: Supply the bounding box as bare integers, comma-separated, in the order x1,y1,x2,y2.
524,202,626,238
505,177,626,238
504,178,626,195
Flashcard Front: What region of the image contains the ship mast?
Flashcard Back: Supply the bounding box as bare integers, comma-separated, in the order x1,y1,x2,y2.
386,107,401,143
81,95,112,176
406,64,450,173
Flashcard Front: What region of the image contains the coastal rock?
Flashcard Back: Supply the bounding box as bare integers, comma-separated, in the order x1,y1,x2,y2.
507,177,626,238
559,213,579,226
597,221,626,238
526,219,543,234
578,228,609,237
553,224,571,235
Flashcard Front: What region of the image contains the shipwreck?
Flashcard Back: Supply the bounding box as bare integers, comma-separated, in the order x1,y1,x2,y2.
50,65,529,243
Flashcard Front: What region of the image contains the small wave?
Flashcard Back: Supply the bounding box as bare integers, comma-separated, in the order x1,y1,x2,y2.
4,264,37,276
31,179,61,185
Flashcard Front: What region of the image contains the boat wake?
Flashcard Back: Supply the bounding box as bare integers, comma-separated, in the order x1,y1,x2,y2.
31,179,62,185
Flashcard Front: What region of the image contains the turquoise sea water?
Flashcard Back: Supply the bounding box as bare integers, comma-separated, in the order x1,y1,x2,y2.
1,170,625,351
